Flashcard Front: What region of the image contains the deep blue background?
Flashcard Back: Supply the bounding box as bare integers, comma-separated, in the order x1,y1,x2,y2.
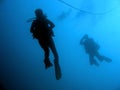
0,0,120,90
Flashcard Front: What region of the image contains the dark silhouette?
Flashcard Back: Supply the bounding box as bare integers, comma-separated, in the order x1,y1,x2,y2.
30,9,61,80
80,34,112,66
57,9,71,21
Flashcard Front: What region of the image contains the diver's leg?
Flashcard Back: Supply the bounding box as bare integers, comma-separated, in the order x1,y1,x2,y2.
89,54,99,66
95,52,104,61
38,40,53,69
49,38,62,80
49,38,59,63
101,56,112,63
96,52,112,63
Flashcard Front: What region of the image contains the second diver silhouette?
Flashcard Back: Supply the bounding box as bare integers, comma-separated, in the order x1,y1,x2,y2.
80,34,112,66
30,9,62,80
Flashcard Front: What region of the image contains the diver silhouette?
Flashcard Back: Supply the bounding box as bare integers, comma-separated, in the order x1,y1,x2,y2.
30,9,61,80
80,34,112,66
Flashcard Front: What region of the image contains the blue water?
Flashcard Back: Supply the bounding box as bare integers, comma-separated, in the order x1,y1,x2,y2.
1,0,120,90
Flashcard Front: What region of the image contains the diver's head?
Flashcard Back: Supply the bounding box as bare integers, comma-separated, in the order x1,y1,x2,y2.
35,9,44,19
84,34,88,39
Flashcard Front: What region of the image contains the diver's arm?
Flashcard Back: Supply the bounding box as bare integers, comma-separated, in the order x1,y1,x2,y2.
30,21,35,33
30,21,36,38
80,36,85,45
47,19,55,29
47,19,55,36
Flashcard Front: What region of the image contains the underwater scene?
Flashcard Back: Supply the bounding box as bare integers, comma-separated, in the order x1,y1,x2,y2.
0,0,120,90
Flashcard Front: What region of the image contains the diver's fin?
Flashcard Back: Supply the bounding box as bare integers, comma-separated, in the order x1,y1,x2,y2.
90,59,99,66
54,61,62,80
104,57,112,63
44,59,53,69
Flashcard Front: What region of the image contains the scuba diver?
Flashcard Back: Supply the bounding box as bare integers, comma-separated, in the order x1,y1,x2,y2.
80,34,112,66
30,9,58,69
30,9,61,80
